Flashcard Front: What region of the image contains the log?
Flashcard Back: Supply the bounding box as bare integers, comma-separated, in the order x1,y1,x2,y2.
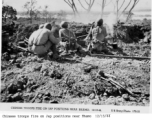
99,76,120,90
91,54,150,60
99,76,138,97
104,73,116,79
16,46,28,52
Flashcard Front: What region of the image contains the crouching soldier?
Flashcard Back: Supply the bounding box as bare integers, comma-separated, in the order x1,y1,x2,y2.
91,18,110,53
28,23,61,59
59,21,87,55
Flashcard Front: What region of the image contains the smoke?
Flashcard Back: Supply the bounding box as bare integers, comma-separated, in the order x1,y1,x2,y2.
67,13,98,24
104,12,117,36
104,12,127,35
66,12,126,36
66,12,118,36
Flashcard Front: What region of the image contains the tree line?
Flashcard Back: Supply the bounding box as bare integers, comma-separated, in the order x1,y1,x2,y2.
2,0,140,23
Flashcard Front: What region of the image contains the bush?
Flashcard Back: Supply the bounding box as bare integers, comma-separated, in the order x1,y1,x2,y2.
114,21,151,43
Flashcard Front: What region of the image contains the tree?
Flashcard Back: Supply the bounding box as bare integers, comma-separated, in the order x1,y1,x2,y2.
2,0,4,5
57,10,67,21
33,9,41,20
112,0,139,22
64,0,79,15
78,0,95,13
126,0,139,21
115,0,125,22
23,0,40,23
42,5,49,22
98,0,112,17
2,5,17,22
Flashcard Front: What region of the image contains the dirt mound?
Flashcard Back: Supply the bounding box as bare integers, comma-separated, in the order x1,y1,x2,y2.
114,20,151,43
15,24,39,42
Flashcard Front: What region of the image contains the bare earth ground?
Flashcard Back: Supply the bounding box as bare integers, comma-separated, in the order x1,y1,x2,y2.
1,17,151,107
1,51,150,106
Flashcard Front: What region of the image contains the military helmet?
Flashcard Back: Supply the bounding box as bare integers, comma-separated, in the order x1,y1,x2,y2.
43,23,52,30
96,18,103,26
60,21,68,28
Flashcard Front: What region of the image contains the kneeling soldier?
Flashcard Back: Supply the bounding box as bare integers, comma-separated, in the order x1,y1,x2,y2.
28,23,61,59
59,21,87,54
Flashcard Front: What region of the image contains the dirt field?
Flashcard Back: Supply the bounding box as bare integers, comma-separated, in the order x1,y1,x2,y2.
1,51,150,106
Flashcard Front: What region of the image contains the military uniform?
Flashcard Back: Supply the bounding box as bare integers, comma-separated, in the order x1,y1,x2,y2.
28,23,60,57
91,23,107,52
59,21,85,54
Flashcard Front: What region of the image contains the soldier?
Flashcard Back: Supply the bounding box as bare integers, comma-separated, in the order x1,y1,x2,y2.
91,18,110,53
28,23,61,59
59,21,87,54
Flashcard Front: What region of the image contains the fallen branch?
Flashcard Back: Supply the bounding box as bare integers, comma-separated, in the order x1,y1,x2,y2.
30,92,39,103
94,83,101,101
104,73,116,79
13,44,36,55
15,45,28,52
99,76,138,97
58,72,71,84
65,72,71,85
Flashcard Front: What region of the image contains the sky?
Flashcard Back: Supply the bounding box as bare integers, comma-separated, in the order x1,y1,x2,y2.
3,0,151,12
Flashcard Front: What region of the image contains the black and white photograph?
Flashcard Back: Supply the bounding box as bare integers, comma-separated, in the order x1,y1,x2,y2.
0,0,151,112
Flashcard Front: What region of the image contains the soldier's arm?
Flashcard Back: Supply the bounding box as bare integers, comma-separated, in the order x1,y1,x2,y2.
59,29,71,41
104,27,107,37
49,32,61,45
59,29,62,39
59,30,66,41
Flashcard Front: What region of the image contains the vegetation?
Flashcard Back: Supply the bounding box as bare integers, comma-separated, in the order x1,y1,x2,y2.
2,5,17,22
78,0,95,13
64,0,79,15
23,0,41,23
113,0,140,22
